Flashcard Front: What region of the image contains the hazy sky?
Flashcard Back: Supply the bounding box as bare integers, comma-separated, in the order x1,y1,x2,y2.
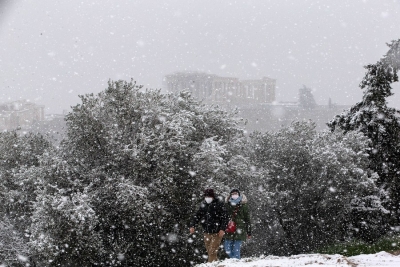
1,0,400,114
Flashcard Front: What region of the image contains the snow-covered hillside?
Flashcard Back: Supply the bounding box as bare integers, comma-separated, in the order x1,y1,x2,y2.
196,252,400,267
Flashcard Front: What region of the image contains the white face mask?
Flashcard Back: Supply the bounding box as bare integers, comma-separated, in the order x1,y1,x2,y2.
205,197,213,204
231,195,239,200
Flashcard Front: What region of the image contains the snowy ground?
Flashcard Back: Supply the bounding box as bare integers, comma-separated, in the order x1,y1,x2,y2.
195,251,400,267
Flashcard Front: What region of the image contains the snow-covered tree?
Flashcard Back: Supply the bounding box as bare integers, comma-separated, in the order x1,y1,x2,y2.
299,85,317,109
0,132,52,265
0,217,30,267
247,122,387,255
30,80,245,266
328,39,400,224
0,132,52,223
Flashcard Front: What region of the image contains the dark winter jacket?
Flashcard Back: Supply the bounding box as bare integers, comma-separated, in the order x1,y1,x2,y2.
190,196,229,234
224,194,252,241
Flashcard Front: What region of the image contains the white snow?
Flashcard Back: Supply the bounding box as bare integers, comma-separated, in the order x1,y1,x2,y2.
195,251,400,267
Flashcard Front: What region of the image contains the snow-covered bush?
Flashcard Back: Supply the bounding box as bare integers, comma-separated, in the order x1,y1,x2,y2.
246,122,387,255
0,132,52,226
0,217,30,267
0,132,52,265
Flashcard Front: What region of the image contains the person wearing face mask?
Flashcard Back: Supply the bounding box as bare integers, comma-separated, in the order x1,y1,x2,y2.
189,188,228,263
223,188,252,259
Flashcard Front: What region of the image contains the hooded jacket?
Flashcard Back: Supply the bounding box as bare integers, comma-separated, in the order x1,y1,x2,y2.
190,196,229,234
224,194,252,241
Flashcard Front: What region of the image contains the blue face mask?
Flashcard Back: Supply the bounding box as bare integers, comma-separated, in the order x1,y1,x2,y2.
205,197,213,204
229,195,242,205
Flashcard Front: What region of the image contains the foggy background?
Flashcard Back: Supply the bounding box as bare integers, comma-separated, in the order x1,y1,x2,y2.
1,0,400,114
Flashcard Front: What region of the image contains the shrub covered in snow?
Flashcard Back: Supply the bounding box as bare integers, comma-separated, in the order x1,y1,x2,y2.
245,122,387,255
0,132,52,265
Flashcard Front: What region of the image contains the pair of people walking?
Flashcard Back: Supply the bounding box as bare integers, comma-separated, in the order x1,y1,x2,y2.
189,188,251,263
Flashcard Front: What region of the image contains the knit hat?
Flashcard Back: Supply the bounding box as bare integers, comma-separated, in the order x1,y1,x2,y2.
230,188,240,196
204,188,215,198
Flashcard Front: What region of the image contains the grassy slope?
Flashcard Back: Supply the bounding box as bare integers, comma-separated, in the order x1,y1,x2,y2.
317,235,400,257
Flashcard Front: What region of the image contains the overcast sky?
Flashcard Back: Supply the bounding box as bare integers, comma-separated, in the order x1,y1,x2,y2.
1,0,400,114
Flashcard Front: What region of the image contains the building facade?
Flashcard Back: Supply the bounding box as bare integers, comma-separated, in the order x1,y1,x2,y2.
164,72,350,132
164,72,276,105
0,100,45,131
